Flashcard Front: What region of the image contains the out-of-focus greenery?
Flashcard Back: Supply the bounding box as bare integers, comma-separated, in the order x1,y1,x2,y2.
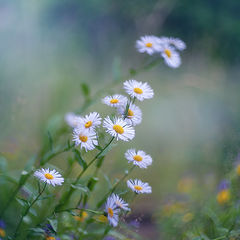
1,0,240,239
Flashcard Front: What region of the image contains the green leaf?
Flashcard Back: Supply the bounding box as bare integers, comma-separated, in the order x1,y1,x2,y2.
47,131,53,151
71,184,89,194
74,149,87,170
87,177,99,191
80,83,90,98
24,156,36,172
103,174,112,189
0,156,7,172
48,218,58,233
96,156,105,168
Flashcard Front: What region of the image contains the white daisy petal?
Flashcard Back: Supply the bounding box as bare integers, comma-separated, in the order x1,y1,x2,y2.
65,112,82,128
136,35,162,55
77,112,102,131
161,45,181,68
103,116,135,141
105,195,120,227
72,127,98,151
118,103,142,126
102,94,128,108
127,179,152,194
123,79,154,101
125,149,152,169
109,193,130,211
34,168,64,186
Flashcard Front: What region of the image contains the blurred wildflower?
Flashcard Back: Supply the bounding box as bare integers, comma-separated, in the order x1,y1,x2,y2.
118,103,142,126
235,162,240,176
123,80,154,101
109,193,130,211
127,179,152,194
77,112,102,131
103,117,135,141
136,35,161,55
160,45,181,68
177,177,194,194
125,149,152,169
162,202,187,217
34,168,64,186
72,127,98,151
74,211,88,222
217,180,230,205
0,220,6,238
159,37,186,51
182,212,194,223
65,112,81,128
102,94,128,107
95,214,108,223
105,196,120,227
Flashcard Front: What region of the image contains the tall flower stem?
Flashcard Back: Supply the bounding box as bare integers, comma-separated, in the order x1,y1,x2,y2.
54,137,115,212
13,183,47,239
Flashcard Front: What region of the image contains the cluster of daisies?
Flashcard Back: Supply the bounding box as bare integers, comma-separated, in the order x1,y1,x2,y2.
136,35,186,68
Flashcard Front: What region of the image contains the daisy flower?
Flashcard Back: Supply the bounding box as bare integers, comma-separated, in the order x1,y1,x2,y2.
125,149,152,168
34,168,64,186
65,112,81,128
118,103,142,126
160,37,186,51
109,193,130,211
160,45,181,68
102,94,128,108
77,112,102,130
73,127,98,151
0,220,6,238
105,196,120,227
123,79,154,101
136,35,161,55
127,179,152,194
103,116,135,141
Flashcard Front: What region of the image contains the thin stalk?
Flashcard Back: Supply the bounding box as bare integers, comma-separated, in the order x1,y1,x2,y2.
13,183,47,239
55,207,102,215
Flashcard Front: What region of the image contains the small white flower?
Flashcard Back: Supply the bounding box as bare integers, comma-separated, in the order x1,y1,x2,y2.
102,94,128,108
127,179,152,194
109,193,130,211
136,35,161,55
65,112,82,128
103,116,135,141
34,168,64,186
161,45,181,68
105,195,120,227
72,127,98,151
77,112,102,130
125,149,152,168
160,37,186,51
123,79,154,101
118,103,142,126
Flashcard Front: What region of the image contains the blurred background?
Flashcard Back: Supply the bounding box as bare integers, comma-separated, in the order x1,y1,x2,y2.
1,0,240,239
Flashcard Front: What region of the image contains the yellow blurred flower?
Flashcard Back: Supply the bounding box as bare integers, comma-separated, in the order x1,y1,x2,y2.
236,164,240,176
162,201,187,217
95,214,108,223
177,177,194,194
74,211,88,222
46,237,56,240
217,189,230,204
182,212,194,223
0,228,6,237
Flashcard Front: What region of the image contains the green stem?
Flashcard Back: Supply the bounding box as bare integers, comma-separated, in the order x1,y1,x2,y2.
56,207,103,215
13,183,47,239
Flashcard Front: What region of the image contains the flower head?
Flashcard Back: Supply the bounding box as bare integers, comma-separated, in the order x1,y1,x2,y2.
0,220,5,238
160,45,181,68
105,196,120,227
127,179,152,194
34,168,64,186
136,35,161,55
103,116,135,141
73,127,98,151
217,180,230,205
102,94,128,108
125,149,152,168
118,103,142,126
123,80,154,101
65,112,81,128
158,37,186,51
109,193,130,211
77,112,102,131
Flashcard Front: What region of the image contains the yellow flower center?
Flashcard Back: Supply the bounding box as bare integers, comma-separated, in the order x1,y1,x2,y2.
134,185,143,191
113,124,124,134
46,237,56,240
110,99,119,104
74,211,88,222
85,121,92,128
145,42,153,48
134,87,143,94
164,49,172,58
236,164,240,176
108,207,114,218
0,228,6,237
217,189,230,204
128,109,134,117
79,135,88,142
96,214,108,223
133,155,143,162
45,173,54,180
